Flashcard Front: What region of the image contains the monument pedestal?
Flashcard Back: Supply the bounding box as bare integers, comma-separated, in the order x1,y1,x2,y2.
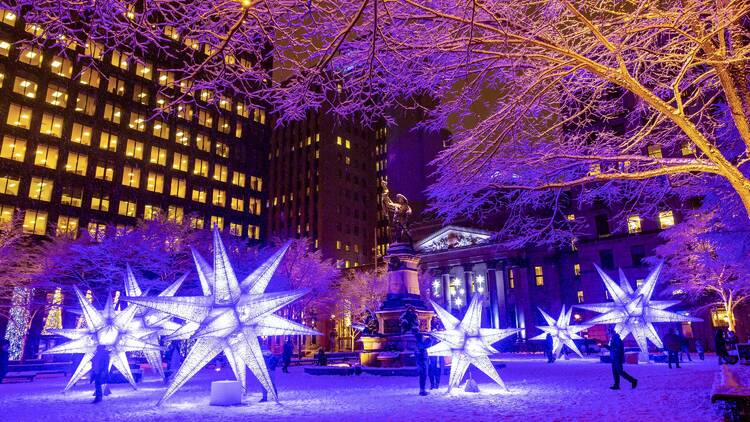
359,243,434,367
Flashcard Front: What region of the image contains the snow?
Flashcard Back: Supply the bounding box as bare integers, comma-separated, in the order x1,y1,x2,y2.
0,354,721,422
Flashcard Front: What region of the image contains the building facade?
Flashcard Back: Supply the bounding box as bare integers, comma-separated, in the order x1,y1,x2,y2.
0,9,269,240
267,110,379,268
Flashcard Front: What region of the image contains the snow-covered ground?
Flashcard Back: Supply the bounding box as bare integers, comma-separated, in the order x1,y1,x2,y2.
0,354,722,422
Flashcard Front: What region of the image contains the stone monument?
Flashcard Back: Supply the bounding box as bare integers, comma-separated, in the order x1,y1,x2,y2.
360,182,433,367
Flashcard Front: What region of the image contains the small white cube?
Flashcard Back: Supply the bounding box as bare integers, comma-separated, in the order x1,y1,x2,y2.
210,380,242,406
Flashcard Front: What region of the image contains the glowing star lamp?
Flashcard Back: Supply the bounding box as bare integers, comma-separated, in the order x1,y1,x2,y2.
575,262,701,353
45,287,160,391
126,227,321,404
428,295,520,392
530,305,590,358
123,264,186,378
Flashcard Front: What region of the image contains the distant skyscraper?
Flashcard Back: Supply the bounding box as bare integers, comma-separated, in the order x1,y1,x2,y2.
268,110,379,268
0,9,270,240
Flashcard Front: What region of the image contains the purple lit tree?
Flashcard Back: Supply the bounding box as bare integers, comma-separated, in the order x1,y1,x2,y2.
8,1,750,245
650,194,750,332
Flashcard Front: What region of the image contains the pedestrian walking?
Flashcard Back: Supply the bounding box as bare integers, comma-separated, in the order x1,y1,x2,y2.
414,330,429,396
715,329,729,365
544,333,555,363
679,332,692,362
427,329,443,389
282,338,293,373
663,328,681,369
607,328,637,390
91,345,110,403
695,339,705,361
260,348,278,402
164,341,182,382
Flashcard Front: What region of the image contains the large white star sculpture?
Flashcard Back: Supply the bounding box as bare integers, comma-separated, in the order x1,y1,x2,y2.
123,265,186,378
428,295,520,392
45,287,159,391
575,263,701,352
530,305,590,358
125,228,320,404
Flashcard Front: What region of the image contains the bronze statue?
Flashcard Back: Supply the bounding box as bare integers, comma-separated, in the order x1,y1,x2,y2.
380,181,412,244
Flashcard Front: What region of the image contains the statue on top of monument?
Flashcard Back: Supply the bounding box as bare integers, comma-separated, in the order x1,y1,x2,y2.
380,181,413,245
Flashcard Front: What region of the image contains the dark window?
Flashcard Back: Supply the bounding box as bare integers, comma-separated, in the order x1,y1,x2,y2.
631,245,646,267
599,249,615,269
595,214,610,237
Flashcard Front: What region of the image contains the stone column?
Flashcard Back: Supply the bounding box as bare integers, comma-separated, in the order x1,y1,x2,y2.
440,267,452,312
462,264,474,305
486,260,500,329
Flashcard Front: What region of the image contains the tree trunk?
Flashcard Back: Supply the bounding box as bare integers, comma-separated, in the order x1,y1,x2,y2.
724,301,736,332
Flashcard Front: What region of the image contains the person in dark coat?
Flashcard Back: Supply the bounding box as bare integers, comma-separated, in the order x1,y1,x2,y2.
91,345,110,403
414,330,429,396
607,328,637,390
164,341,182,383
715,329,729,365
260,349,278,402
678,332,692,362
544,333,555,363
0,339,10,384
695,339,705,361
281,338,293,373
315,347,327,366
663,328,681,369
427,329,443,389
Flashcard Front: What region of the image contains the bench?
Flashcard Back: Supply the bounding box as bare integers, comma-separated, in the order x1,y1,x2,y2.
1,370,68,383
711,365,750,422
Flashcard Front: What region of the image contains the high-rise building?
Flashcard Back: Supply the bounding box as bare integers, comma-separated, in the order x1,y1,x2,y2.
267,110,378,268
0,9,270,240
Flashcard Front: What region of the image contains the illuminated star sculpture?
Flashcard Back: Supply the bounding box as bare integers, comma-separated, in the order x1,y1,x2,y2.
126,228,320,404
530,306,590,358
123,265,186,378
575,263,701,352
45,287,159,391
428,295,520,392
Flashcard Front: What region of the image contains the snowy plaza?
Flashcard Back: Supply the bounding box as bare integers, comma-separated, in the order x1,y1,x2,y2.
0,355,722,422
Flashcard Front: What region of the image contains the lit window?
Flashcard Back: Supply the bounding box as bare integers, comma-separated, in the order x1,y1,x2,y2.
236,102,249,118
248,224,260,240
248,197,262,215
94,160,115,181
195,133,210,151
111,50,130,70
577,290,584,304
216,142,229,158
1,135,27,162
213,164,228,182
135,60,152,80
22,210,47,235
210,215,224,230
0,39,10,56
122,165,141,188
253,108,266,124
235,123,243,138
167,205,184,224
107,76,126,96
61,186,84,207
50,56,73,78
19,47,43,67
103,102,122,124
0,9,17,26
125,139,144,160
65,152,88,176
90,191,109,211
212,189,226,207
7,103,33,129
152,120,170,139
143,204,160,220
0,174,20,195
198,110,213,128
231,197,244,212
173,152,189,172
158,70,175,86
150,146,167,166
39,113,64,137
34,144,58,169
192,187,207,203
146,172,164,193
193,159,209,177
627,215,642,234
681,142,695,156
29,176,53,201
45,84,68,107
658,210,675,229
249,176,263,191
84,40,104,60
229,223,242,237
232,171,245,187
534,266,544,286
217,116,230,134
647,145,663,159
118,200,137,217
70,123,92,145
75,92,97,116
573,263,581,277
87,222,106,241
12,76,37,98
132,83,150,105
79,68,101,88
191,216,205,229
56,215,79,238
588,163,601,176
128,112,146,131
99,131,118,152
177,104,193,120
170,178,186,198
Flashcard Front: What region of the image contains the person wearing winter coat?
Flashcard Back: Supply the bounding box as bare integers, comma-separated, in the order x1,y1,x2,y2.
427,331,443,390
0,340,9,384
260,349,278,402
678,333,692,362
695,339,705,361
91,345,110,403
282,339,293,373
663,328,681,369
414,330,430,396
544,333,555,363
607,328,637,390
715,329,729,365
164,341,182,382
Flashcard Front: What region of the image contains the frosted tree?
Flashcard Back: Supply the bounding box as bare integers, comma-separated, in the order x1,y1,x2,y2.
334,267,388,348
650,194,750,332
8,0,750,245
